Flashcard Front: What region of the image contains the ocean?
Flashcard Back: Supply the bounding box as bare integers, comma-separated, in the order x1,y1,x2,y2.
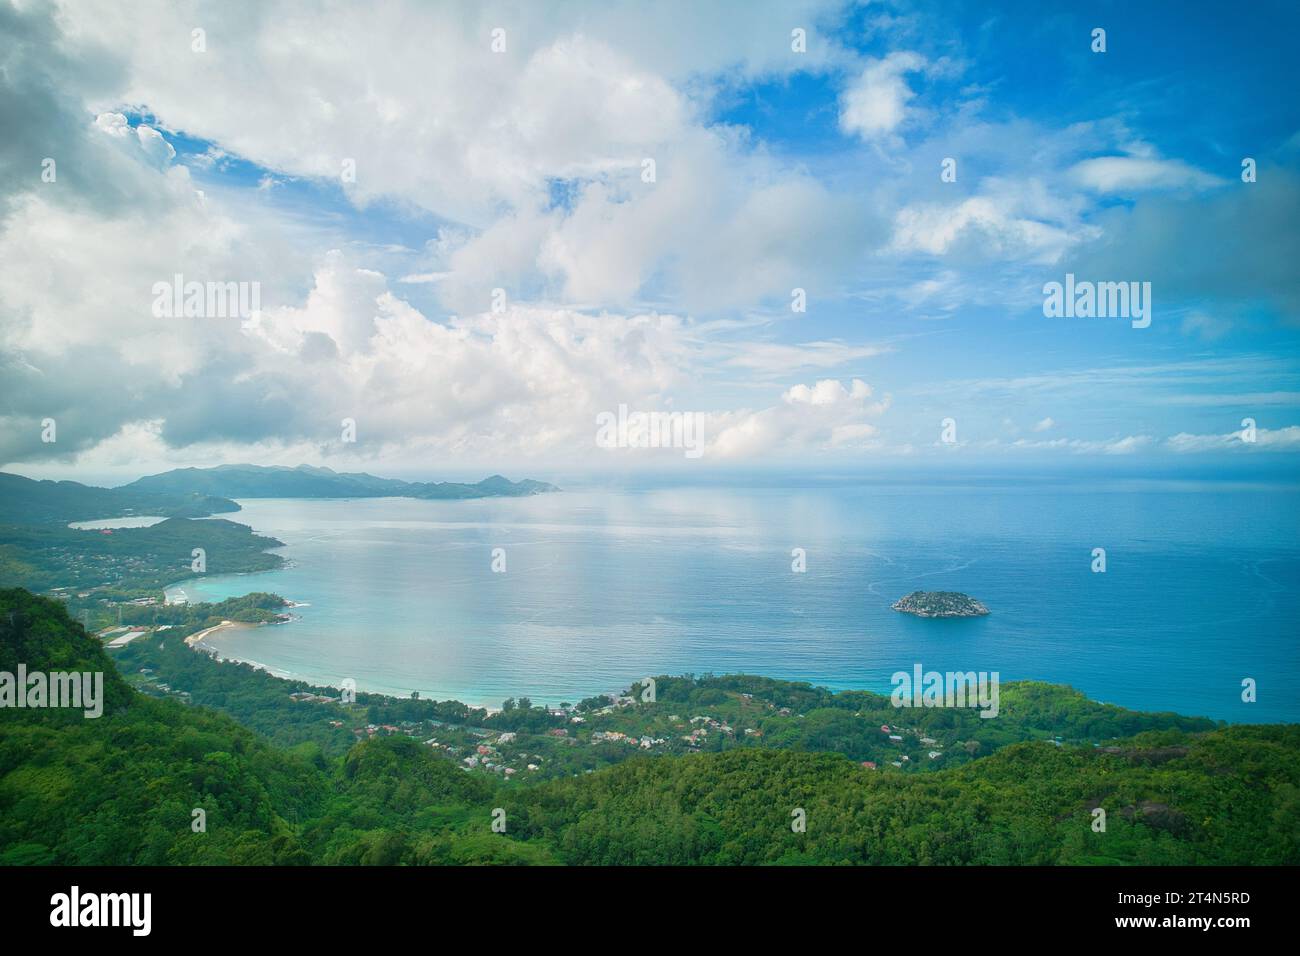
164,475,1300,722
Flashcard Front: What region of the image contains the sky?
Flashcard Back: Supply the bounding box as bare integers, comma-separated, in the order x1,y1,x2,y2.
1,0,1298,484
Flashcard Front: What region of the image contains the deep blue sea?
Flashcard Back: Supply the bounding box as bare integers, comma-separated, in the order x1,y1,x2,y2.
165,476,1300,722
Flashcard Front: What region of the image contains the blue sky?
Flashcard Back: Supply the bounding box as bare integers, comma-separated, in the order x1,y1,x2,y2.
1,0,1298,479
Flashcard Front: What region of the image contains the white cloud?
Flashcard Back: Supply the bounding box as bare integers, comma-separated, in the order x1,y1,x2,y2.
93,111,130,137
890,178,1099,264
1,46,888,470
1007,435,1153,455
707,378,891,459
838,52,925,141
62,1,849,227
3,1,1294,473
1070,154,1223,194
94,112,175,168
1166,426,1300,453
722,341,890,373
135,125,176,167
430,132,880,314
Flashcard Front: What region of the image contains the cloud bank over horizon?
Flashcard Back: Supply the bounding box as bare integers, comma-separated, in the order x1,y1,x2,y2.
1,0,1298,480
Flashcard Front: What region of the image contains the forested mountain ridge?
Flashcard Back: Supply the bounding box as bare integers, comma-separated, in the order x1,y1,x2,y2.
0,517,284,594
0,471,239,525
123,464,558,500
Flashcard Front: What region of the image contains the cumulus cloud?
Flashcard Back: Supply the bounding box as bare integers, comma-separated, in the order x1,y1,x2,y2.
890,177,1099,264
435,127,882,314
134,124,176,167
707,379,891,459
0,215,700,465
2,0,1295,475
0,0,890,470
838,52,926,141
93,111,130,137
72,0,881,317
58,1,849,226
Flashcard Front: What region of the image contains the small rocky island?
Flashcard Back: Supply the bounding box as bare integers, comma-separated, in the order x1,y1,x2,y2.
891,591,990,618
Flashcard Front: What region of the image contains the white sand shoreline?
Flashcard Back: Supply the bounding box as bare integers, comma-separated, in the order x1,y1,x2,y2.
184,619,260,646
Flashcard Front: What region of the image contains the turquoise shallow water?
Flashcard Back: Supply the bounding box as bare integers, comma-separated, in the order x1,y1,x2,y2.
166,477,1300,721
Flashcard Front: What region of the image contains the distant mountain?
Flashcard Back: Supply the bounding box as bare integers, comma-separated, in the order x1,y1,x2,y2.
122,464,560,501
0,472,241,526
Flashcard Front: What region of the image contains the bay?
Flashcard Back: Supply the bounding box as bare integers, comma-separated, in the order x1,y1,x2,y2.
166,476,1300,722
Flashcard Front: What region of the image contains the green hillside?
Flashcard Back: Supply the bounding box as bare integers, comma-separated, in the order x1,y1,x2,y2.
2,589,1297,866
0,472,239,525
0,517,284,594
123,464,558,500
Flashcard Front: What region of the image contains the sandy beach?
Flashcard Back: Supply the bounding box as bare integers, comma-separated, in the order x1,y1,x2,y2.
184,619,259,647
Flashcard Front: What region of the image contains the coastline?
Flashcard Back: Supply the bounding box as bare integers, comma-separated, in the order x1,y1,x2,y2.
146,491,1297,724
166,593,1226,722
185,619,262,649
159,626,1232,732
174,615,502,710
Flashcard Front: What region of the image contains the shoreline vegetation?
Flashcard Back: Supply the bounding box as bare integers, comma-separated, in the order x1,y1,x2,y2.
3,587,1298,866
156,587,1220,729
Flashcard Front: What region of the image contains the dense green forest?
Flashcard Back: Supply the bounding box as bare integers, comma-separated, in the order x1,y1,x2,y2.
3,589,1297,865
0,517,284,595
122,591,292,627
121,463,558,500
0,470,286,626
0,471,238,525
